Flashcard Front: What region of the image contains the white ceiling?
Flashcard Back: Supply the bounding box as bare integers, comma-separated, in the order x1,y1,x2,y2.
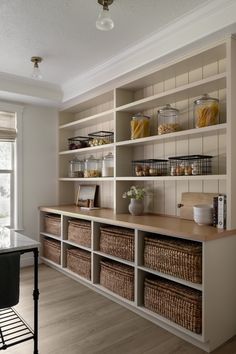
0,0,236,106
0,0,208,86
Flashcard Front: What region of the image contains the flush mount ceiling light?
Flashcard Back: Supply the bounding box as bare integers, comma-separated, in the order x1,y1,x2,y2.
31,56,43,80
96,0,114,31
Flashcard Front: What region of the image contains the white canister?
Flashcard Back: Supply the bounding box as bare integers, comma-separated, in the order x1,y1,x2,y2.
193,204,213,225
102,152,114,177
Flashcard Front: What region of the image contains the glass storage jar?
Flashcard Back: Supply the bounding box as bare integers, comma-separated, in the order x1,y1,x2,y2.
130,113,150,139
157,104,180,135
84,155,102,178
102,152,114,177
68,158,84,178
194,94,219,128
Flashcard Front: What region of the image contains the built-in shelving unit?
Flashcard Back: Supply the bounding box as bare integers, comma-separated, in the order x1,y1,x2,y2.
39,206,236,352
41,37,236,352
57,38,236,223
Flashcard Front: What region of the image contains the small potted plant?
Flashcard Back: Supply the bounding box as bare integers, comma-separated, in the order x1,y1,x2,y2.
122,185,146,216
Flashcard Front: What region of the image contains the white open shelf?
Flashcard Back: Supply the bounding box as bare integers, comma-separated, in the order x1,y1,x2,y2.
116,123,227,146
59,177,114,182
116,73,226,112
94,251,135,267
40,232,61,241
63,239,91,251
59,109,114,130
116,175,227,181
59,143,114,155
138,266,202,291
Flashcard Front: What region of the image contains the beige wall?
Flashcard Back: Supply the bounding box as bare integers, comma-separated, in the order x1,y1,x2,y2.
21,105,58,244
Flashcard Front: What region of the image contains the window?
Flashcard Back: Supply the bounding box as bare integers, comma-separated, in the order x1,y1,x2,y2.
0,105,23,229
0,141,13,226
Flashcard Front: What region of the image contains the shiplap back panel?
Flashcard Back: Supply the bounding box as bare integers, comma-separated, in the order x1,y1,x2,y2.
75,101,114,120
59,42,228,219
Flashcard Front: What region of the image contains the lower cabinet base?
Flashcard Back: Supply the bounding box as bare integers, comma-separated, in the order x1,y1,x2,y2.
41,257,216,353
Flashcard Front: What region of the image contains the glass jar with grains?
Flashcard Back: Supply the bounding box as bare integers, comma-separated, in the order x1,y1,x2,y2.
194,94,219,128
130,113,150,139
157,104,180,135
68,158,84,178
84,155,102,178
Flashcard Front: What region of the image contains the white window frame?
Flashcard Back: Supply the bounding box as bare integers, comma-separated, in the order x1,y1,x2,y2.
0,102,24,230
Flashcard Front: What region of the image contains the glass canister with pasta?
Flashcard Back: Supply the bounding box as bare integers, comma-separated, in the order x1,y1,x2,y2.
194,94,219,128
130,113,150,139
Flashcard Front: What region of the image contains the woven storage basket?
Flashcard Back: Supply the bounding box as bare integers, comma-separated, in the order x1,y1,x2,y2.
144,235,202,283
44,214,61,236
100,226,134,261
100,259,134,301
68,219,91,248
43,238,61,265
67,248,91,280
144,277,202,334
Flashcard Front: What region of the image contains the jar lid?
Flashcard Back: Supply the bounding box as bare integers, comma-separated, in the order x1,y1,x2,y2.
103,152,113,160
132,112,150,119
85,155,97,161
194,93,219,104
69,158,80,163
157,104,179,114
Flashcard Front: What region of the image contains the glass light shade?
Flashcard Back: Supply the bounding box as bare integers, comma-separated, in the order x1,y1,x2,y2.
96,8,114,31
31,66,42,80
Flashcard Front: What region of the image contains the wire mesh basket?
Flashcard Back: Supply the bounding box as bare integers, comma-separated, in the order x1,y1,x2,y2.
68,136,90,150
132,159,168,176
168,155,213,176
88,131,114,146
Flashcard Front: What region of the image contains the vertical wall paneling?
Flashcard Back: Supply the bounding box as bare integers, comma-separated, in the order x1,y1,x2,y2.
58,41,229,220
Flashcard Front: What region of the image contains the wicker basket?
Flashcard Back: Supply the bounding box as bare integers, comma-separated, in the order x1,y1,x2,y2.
144,235,202,283
144,276,202,334
67,248,91,280
43,238,61,265
100,226,134,261
100,259,134,301
44,214,61,236
68,219,91,248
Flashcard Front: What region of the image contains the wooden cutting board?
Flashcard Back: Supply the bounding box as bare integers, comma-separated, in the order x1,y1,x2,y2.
179,192,218,220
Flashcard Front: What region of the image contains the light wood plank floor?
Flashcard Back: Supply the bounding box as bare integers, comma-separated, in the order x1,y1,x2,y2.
4,264,236,354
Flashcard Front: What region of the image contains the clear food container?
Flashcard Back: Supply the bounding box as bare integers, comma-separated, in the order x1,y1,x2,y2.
88,131,114,146
102,152,114,177
68,158,84,178
84,155,102,178
157,104,180,135
194,94,219,128
130,113,150,139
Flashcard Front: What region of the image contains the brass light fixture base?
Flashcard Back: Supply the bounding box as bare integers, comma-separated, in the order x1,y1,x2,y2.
31,56,43,65
98,0,113,6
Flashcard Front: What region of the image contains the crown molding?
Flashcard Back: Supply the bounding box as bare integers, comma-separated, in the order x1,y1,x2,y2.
62,0,236,106
0,72,62,107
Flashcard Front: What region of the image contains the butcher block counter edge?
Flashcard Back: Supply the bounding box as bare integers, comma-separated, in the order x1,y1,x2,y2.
39,205,236,242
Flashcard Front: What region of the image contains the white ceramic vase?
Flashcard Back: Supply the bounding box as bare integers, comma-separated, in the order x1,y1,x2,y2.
128,198,144,216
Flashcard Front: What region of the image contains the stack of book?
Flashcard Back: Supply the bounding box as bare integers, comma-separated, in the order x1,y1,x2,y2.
213,195,227,229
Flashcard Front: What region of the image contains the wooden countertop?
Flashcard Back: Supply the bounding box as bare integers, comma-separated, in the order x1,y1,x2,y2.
39,205,236,242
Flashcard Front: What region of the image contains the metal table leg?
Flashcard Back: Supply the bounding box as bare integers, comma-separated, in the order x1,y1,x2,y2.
33,248,39,354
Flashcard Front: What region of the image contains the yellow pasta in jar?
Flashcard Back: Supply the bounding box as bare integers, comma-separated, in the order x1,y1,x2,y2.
131,114,150,139
194,95,219,128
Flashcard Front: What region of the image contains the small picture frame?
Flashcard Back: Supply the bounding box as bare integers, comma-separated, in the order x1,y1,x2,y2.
76,184,98,207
